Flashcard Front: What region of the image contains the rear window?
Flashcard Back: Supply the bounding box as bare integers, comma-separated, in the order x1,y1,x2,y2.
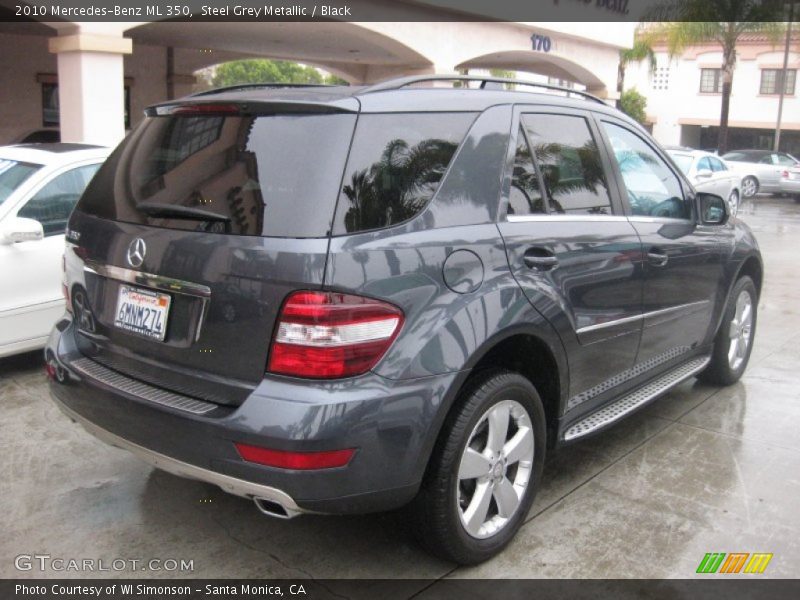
332,112,476,234
669,153,693,175
77,113,357,237
0,159,42,206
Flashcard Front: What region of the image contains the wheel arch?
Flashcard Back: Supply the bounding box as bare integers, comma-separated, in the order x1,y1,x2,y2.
422,325,569,477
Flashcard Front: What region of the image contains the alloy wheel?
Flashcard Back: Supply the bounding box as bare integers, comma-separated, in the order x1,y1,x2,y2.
457,400,534,539
742,178,757,198
728,290,754,371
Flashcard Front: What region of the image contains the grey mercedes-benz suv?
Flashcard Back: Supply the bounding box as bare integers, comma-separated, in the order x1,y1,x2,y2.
46,76,762,564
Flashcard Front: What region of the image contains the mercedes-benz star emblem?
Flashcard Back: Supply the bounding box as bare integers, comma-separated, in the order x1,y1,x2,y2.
127,238,146,268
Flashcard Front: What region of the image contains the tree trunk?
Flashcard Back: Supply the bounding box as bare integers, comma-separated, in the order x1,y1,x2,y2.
616,61,625,109
717,37,737,155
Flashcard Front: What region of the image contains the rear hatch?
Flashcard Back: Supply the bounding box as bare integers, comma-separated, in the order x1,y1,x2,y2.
66,98,358,405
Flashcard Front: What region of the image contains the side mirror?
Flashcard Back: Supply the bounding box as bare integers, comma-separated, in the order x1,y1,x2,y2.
698,192,728,225
0,217,45,244
695,168,713,179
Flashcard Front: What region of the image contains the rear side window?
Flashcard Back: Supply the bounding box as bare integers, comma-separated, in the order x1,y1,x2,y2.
332,112,475,234
77,113,357,238
709,157,727,172
521,114,612,215
508,126,546,215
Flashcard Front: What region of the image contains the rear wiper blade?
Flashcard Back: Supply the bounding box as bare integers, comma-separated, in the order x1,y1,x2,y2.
137,202,231,222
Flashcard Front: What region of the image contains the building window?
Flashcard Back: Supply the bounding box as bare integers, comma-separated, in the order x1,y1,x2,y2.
652,66,670,91
760,69,796,95
699,68,723,93
41,82,132,129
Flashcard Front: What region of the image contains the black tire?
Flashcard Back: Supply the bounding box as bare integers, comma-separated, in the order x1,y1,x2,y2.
409,369,546,564
699,276,758,386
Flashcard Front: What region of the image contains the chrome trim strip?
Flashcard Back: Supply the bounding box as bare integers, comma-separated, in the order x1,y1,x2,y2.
70,357,217,415
84,261,211,341
576,313,643,335
84,262,211,298
575,300,710,335
53,399,304,517
506,214,629,223
628,216,692,224
563,355,711,441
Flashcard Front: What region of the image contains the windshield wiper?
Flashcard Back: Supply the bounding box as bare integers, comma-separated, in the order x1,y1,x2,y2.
137,202,231,223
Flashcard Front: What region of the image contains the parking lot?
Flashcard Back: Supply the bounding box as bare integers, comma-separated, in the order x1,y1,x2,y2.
1,194,799,584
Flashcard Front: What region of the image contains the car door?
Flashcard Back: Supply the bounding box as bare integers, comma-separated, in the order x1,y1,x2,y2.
0,162,100,345
757,154,782,191
497,107,644,410
597,117,725,366
708,156,735,199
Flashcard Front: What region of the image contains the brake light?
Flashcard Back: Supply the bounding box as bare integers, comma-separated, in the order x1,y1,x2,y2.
781,170,789,179
155,103,241,116
235,443,355,470
267,291,404,378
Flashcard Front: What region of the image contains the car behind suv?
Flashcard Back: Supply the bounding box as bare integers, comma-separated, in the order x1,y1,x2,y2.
46,76,762,564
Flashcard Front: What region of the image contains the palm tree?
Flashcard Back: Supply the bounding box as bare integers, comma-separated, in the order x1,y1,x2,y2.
651,2,784,154
617,32,657,105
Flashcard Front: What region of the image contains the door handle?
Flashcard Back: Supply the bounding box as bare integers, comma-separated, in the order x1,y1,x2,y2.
647,248,669,267
523,248,559,270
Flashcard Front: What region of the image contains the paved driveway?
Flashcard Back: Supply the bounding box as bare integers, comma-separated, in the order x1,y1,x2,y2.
1,195,798,584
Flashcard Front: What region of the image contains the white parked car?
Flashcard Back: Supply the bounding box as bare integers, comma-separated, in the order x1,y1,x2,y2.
721,149,800,198
0,144,110,358
667,148,742,213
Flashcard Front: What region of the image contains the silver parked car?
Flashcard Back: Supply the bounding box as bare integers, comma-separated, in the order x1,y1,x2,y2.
668,148,741,214
721,149,800,198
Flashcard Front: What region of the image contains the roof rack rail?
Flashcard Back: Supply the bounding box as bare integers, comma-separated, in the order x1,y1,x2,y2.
362,75,606,105
191,83,338,97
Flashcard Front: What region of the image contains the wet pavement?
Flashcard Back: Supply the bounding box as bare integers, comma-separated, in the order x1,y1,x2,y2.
1,195,798,583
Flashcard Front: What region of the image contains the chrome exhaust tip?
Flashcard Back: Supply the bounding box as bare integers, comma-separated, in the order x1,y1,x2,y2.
254,497,300,519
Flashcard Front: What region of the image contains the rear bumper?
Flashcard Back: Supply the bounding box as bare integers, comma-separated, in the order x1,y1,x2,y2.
47,316,464,514
779,178,800,194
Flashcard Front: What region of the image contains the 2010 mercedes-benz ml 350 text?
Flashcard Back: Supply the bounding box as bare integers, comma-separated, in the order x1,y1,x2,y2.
47,76,762,564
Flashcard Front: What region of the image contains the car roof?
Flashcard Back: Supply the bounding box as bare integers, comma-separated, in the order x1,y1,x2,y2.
0,143,110,165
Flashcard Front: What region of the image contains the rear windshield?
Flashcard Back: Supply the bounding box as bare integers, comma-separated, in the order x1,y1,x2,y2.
669,153,693,175
77,113,357,237
0,159,42,206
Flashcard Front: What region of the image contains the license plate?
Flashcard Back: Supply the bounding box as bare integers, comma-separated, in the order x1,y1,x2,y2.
114,285,171,341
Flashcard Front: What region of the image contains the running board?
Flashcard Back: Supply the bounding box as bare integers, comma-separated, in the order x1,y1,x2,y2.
563,355,711,442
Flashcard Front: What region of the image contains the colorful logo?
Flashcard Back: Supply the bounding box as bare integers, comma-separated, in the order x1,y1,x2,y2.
697,552,773,574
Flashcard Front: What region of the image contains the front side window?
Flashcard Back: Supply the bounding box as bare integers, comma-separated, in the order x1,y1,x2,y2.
700,68,723,93
760,69,796,95
521,114,611,215
697,156,712,172
601,121,690,220
508,126,545,215
18,164,100,236
333,112,475,234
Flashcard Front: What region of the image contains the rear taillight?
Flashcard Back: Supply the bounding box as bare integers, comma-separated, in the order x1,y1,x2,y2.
267,291,404,379
781,170,790,179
